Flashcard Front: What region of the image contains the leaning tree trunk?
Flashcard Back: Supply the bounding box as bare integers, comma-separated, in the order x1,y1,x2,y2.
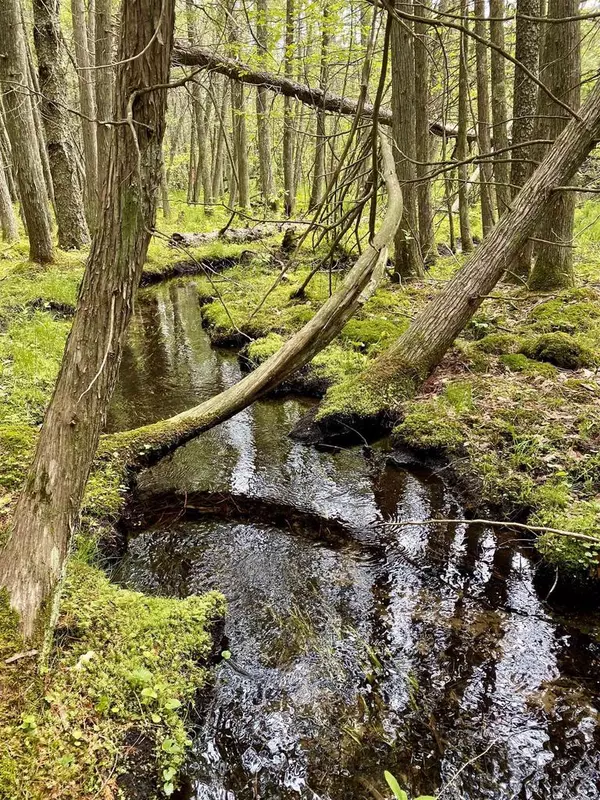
71,0,99,230
32,0,89,250
391,0,423,279
330,77,600,409
529,0,580,291
489,0,511,216
0,0,175,640
0,0,54,264
474,0,495,236
507,0,541,283
255,0,277,208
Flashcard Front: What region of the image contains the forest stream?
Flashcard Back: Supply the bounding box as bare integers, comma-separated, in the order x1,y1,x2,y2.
106,280,600,800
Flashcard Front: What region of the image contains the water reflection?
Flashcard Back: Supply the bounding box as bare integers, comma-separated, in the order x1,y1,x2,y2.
109,280,600,800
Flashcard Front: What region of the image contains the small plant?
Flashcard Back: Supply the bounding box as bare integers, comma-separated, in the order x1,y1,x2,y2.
384,771,436,800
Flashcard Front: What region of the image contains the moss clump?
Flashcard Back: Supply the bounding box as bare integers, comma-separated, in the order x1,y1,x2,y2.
526,290,600,334
0,563,225,800
393,398,464,451
0,425,36,492
246,332,284,365
340,317,406,352
533,499,600,573
499,353,557,377
477,332,523,355
520,332,596,369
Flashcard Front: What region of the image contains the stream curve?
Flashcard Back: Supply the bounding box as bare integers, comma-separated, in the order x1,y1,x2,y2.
108,280,600,800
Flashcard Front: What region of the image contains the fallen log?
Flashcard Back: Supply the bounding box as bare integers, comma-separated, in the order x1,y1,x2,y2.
101,131,403,466
172,42,476,141
168,223,295,248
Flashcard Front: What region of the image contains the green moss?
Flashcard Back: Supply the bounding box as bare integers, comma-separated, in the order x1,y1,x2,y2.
246,332,284,365
477,332,523,355
520,332,596,369
340,316,406,352
533,499,600,573
393,398,464,451
500,353,557,377
0,425,36,492
1,563,225,799
526,290,600,334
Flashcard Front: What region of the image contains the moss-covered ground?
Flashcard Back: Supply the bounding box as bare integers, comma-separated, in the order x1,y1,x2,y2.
0,210,241,800
2,200,600,797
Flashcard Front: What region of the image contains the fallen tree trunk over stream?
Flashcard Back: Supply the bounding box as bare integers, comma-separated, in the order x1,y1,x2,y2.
172,42,476,141
101,131,402,466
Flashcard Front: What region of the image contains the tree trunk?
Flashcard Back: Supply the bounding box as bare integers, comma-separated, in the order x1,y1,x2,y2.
489,0,511,215
255,0,277,209
231,82,250,209
414,2,435,263
95,0,114,188
507,0,541,283
391,0,423,279
474,0,495,236
529,0,580,291
283,0,295,217
339,78,600,405
0,146,18,242
308,2,329,212
71,0,99,230
32,0,89,250
457,0,473,252
0,0,175,639
0,0,54,264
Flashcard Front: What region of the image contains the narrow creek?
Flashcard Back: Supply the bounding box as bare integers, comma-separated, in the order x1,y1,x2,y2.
107,280,600,800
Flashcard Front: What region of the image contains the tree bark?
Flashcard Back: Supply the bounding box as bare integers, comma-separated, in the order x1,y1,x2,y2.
0,145,18,242
457,0,473,252
32,0,89,250
342,78,600,404
474,0,495,236
255,0,277,208
71,0,99,230
391,0,423,279
507,0,541,283
489,0,511,215
0,0,54,264
0,0,175,639
414,2,435,263
529,0,580,291
95,0,114,188
308,2,329,212
283,0,295,216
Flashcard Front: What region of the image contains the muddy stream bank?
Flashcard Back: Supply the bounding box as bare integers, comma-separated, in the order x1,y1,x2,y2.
107,280,600,800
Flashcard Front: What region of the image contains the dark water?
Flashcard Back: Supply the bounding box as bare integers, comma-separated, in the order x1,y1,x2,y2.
109,281,600,800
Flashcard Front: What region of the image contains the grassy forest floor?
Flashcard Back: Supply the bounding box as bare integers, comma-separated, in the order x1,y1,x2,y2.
1,199,600,797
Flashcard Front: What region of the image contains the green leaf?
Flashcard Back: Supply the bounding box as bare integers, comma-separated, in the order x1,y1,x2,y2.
221,650,232,660
384,771,408,800
141,687,158,700
164,698,181,710
151,713,161,724
163,781,175,796
163,767,177,781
